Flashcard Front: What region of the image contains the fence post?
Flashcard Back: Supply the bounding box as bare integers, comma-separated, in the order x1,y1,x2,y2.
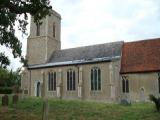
42,71,49,120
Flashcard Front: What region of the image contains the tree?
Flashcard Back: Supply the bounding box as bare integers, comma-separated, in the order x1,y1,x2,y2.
149,94,160,112
0,68,21,87
0,0,52,67
0,67,22,94
0,68,9,87
0,52,10,68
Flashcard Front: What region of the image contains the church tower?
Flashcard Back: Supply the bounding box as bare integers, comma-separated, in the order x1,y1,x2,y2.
27,10,61,65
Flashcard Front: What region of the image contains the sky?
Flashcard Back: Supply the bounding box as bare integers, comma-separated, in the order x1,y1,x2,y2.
3,0,160,70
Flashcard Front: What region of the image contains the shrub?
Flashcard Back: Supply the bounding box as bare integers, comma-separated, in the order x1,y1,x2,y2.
0,87,12,94
149,94,160,112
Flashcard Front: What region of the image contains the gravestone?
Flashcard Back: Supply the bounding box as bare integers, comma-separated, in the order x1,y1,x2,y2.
2,95,9,106
12,94,18,104
120,99,131,106
120,94,131,105
140,88,145,102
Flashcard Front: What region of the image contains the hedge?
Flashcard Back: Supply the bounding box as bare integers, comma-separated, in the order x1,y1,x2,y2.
0,87,12,94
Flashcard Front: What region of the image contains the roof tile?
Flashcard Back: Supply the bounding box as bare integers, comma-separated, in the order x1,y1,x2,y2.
48,41,123,63
120,38,160,74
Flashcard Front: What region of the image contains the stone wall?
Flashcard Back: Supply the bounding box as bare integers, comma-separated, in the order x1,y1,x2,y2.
27,60,121,102
21,70,29,96
27,10,61,65
22,59,160,103
120,72,159,102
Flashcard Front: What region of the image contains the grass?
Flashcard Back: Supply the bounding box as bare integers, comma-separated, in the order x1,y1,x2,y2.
0,96,160,120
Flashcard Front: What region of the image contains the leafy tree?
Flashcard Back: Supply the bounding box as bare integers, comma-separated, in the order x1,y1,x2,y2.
0,0,52,67
149,94,160,112
0,68,21,87
0,68,9,87
0,52,10,68
10,68,21,87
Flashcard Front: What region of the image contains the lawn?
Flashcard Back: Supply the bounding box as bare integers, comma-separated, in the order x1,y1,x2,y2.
0,97,160,120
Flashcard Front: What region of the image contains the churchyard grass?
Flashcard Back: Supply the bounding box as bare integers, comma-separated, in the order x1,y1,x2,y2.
0,97,160,120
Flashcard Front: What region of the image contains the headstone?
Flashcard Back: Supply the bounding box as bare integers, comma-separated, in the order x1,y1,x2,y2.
120,99,131,106
2,95,9,106
140,88,145,102
12,94,18,104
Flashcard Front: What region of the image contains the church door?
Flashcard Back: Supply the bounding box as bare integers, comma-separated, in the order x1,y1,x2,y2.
36,82,41,97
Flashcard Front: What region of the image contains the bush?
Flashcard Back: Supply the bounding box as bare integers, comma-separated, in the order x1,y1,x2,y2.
149,94,160,112
0,87,12,94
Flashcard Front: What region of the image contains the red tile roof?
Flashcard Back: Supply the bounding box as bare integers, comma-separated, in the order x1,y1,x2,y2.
120,38,160,74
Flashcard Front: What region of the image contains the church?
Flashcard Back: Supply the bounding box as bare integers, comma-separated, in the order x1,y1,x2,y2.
21,9,160,103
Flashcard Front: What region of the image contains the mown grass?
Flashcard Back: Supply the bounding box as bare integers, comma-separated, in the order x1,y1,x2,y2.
0,97,160,120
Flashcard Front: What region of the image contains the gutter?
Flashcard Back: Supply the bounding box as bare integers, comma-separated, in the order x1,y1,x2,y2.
28,56,120,70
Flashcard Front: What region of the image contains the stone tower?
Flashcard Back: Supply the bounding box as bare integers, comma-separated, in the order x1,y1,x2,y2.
27,10,61,65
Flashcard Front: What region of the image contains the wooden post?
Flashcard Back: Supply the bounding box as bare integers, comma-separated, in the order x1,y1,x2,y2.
42,71,49,120
42,98,49,120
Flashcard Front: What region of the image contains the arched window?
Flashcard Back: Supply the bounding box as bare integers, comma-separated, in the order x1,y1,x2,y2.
91,67,101,91
53,23,56,37
158,73,160,93
67,69,76,91
122,76,129,93
36,23,40,36
122,79,125,93
36,82,41,97
48,72,56,91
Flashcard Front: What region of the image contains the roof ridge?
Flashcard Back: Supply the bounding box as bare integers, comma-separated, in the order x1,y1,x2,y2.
57,40,123,52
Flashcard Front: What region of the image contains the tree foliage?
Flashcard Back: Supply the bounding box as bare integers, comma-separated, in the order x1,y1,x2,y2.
0,52,10,68
0,0,52,67
149,94,160,112
0,68,21,87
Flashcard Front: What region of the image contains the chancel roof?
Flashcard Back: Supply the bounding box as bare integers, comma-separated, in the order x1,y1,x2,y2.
120,38,160,74
29,41,123,69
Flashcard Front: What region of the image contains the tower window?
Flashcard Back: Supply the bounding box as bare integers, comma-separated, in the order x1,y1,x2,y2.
67,69,76,91
122,76,129,93
48,72,56,91
53,23,56,38
91,67,101,91
36,23,40,36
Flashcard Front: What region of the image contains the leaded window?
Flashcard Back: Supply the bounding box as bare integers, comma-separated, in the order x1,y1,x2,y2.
91,67,101,91
48,72,56,91
122,76,129,93
67,69,76,91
